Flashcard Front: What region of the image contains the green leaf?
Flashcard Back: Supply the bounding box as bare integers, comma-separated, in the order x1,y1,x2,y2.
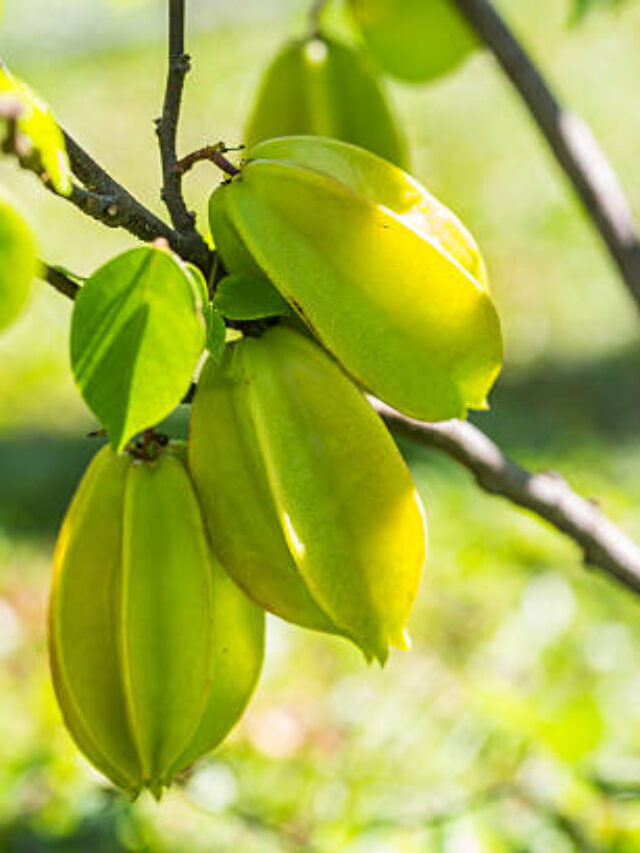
0,64,72,195
214,273,291,321
0,196,38,333
71,246,207,451
206,308,227,364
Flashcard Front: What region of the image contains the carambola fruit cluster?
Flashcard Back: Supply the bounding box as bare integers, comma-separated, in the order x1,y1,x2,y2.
49,135,502,797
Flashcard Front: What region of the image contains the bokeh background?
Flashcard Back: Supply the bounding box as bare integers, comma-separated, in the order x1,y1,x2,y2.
1,0,640,849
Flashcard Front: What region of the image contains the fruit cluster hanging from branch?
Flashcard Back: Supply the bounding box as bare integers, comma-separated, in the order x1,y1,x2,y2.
0,0,639,798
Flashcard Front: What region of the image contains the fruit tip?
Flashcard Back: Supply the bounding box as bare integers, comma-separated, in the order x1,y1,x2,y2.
149,780,166,802
372,644,390,668
358,640,389,667
396,628,412,652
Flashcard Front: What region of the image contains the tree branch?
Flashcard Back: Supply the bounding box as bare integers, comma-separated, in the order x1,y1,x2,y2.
451,0,640,314
63,130,211,275
3,119,216,277
6,125,214,277
373,401,640,596
156,0,195,234
62,132,176,245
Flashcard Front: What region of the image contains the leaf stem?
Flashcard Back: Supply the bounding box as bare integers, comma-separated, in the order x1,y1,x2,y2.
42,264,80,300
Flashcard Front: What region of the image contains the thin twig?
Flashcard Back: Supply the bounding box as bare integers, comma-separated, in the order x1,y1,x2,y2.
373,400,640,596
156,0,195,233
451,0,640,314
177,143,242,178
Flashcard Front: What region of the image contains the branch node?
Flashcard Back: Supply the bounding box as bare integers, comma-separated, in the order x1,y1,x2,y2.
174,53,191,73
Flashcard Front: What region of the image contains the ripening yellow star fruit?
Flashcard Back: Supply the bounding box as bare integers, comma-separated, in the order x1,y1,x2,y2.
245,34,407,167
189,325,427,665
209,135,502,422
49,442,264,799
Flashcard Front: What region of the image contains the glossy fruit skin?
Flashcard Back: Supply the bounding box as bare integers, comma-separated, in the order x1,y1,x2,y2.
0,197,37,332
49,443,264,799
245,35,407,167
349,0,478,84
189,325,427,664
209,135,502,422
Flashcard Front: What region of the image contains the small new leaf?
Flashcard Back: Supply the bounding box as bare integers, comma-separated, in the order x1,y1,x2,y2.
214,273,291,321
71,246,207,451
0,64,72,195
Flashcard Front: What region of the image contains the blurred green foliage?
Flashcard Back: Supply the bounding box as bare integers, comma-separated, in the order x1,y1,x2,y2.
1,0,640,849
572,0,632,23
